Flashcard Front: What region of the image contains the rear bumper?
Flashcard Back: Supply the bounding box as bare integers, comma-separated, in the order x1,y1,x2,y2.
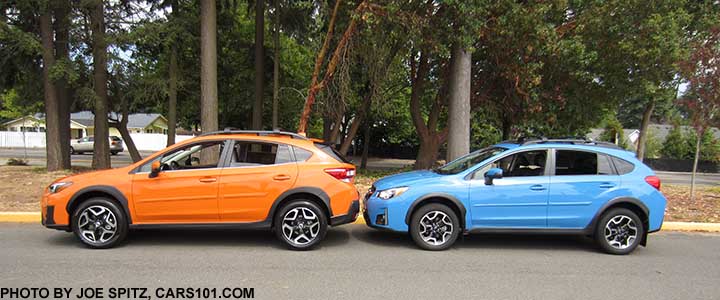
330,200,359,226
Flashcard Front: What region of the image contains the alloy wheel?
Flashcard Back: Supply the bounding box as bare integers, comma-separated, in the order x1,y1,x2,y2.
604,215,637,250
77,205,118,244
281,207,321,246
418,211,454,246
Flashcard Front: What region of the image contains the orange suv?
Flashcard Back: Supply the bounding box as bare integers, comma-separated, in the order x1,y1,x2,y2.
41,130,360,250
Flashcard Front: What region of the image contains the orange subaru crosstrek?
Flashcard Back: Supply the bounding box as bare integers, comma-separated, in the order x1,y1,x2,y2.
41,130,360,250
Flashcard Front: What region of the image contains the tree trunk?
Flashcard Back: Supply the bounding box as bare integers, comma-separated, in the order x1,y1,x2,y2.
636,100,655,162
360,120,370,169
200,0,218,162
272,0,280,129
328,110,344,147
501,114,512,141
415,135,441,170
322,116,332,142
690,128,702,201
252,0,265,130
167,1,179,147
54,0,71,169
446,44,471,162
339,93,370,155
110,100,142,163
40,9,63,171
90,0,110,169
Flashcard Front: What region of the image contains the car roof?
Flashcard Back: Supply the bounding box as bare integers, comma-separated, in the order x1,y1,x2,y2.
496,141,636,159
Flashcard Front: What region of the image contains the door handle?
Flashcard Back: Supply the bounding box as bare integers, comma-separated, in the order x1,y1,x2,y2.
530,184,546,191
199,177,217,183
599,182,616,188
273,174,292,181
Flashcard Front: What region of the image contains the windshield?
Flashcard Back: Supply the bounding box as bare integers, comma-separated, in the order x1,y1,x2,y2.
434,147,507,175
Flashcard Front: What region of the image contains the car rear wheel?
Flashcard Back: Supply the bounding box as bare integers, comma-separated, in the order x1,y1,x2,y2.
595,208,643,255
70,147,75,155
111,151,118,155
274,200,327,250
71,198,128,249
410,203,460,251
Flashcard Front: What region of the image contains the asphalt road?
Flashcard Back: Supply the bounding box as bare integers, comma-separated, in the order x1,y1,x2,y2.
1,223,718,300
1,148,718,186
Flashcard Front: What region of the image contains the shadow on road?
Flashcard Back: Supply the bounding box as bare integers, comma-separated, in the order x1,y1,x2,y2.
45,227,351,250
352,227,600,253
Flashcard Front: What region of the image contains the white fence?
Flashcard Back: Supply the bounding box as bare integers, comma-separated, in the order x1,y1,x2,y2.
0,131,195,151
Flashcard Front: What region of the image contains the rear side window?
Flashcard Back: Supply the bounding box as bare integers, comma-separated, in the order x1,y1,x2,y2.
598,154,615,175
111,136,121,141
293,147,313,162
313,142,351,163
230,142,292,167
555,150,598,175
611,156,635,175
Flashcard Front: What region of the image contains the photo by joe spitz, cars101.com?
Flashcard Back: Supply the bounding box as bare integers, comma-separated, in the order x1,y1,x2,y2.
43,132,665,255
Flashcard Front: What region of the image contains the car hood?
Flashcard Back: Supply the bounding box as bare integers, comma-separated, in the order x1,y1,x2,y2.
373,170,442,190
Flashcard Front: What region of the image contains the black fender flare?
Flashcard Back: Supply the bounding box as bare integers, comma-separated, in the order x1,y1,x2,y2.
404,193,467,229
265,187,332,223
66,185,133,224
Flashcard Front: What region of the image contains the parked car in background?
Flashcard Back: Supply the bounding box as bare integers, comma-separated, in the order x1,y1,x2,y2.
364,138,667,254
43,130,360,250
70,136,124,155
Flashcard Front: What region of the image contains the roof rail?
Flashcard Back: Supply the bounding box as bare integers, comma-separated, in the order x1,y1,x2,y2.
518,137,624,150
199,128,309,140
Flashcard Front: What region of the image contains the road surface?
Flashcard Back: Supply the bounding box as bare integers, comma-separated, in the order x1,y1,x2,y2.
0,223,718,299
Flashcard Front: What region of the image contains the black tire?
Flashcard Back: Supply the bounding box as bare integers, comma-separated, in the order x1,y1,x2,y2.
69,147,75,155
71,198,128,249
111,151,118,156
274,200,328,251
409,203,460,251
595,208,644,255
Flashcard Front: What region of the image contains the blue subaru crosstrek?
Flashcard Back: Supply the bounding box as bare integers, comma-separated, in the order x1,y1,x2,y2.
364,138,666,254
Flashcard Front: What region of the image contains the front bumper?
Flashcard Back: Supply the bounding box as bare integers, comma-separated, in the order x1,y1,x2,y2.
330,200,360,226
363,193,410,232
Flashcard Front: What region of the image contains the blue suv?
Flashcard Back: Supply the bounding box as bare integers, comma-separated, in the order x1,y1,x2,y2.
363,138,666,254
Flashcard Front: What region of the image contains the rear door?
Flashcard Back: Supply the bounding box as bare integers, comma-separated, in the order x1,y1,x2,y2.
547,149,621,229
218,140,298,222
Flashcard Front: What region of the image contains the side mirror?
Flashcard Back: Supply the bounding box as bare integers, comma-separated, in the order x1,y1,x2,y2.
484,168,503,185
149,161,162,178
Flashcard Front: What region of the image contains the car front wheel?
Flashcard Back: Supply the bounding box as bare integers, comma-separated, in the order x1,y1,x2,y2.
274,200,327,250
410,203,460,251
595,208,644,255
71,198,128,249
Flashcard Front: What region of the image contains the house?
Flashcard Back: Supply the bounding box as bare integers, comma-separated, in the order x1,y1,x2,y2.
1,111,170,139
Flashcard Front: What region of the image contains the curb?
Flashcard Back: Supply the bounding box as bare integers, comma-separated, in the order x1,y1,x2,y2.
1,212,717,232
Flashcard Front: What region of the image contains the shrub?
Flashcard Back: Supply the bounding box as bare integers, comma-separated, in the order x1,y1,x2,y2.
6,158,29,166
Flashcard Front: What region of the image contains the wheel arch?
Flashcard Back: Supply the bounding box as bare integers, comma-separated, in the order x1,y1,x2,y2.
267,187,332,227
66,185,133,225
589,197,649,246
405,193,467,230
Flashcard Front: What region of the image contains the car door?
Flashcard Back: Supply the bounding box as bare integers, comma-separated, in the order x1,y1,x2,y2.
131,140,227,223
468,149,550,228
77,137,90,151
218,140,298,222
547,149,621,229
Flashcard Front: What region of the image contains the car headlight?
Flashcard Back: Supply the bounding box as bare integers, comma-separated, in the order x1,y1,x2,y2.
48,181,73,194
377,187,408,200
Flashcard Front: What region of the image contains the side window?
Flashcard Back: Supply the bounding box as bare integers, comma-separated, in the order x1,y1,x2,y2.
555,150,599,175
486,150,547,177
293,147,313,162
137,141,225,172
230,141,293,167
598,154,616,175
611,156,635,175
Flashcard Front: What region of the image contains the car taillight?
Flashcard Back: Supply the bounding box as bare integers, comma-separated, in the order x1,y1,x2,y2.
111,141,117,145
645,176,661,190
324,168,355,183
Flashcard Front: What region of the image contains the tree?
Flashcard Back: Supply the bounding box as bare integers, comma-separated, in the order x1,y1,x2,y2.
679,25,720,201
53,0,72,169
446,43,471,161
252,0,264,129
167,0,179,146
200,1,218,132
39,3,64,171
272,0,280,129
88,0,111,169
